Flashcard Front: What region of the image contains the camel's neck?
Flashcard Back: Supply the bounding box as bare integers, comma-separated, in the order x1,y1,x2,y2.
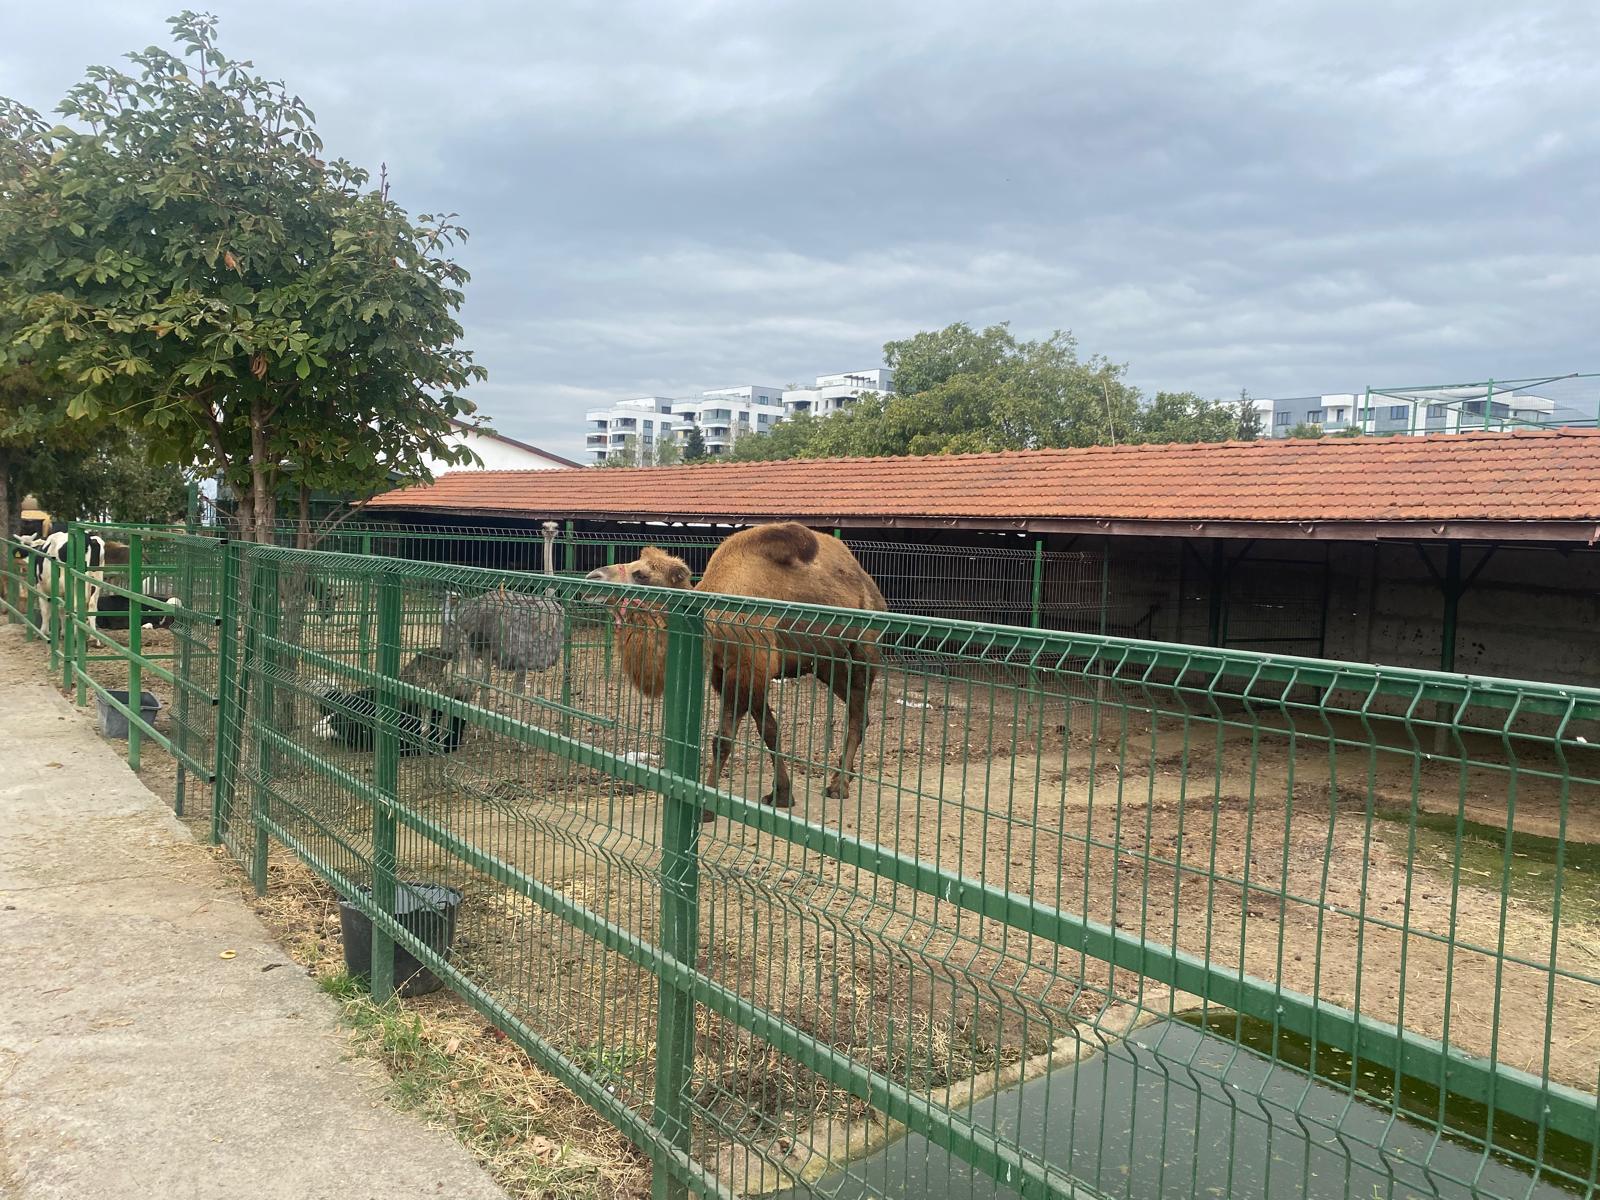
616,607,669,698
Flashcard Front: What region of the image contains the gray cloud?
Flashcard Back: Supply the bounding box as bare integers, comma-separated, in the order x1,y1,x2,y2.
5,0,1597,453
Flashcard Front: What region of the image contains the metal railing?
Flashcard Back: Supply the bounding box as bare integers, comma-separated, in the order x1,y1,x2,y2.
4,527,1596,1200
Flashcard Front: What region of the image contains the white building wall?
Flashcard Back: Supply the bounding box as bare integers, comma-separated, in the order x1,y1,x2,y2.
419,424,573,474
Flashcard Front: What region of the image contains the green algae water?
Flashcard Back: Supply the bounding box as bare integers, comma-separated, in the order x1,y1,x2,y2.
778,1016,1597,1200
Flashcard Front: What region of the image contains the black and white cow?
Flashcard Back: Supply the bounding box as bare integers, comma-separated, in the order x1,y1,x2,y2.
91,587,184,631
27,532,141,639
26,531,73,638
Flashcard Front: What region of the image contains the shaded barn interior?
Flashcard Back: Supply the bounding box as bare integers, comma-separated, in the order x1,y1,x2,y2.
360,432,1600,689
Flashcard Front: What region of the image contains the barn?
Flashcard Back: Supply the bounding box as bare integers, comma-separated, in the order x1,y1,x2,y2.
363,429,1600,688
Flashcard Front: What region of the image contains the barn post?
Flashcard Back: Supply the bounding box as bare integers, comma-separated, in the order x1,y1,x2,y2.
210,539,239,846
126,532,144,772
1206,540,1227,647
369,565,404,1002
1439,541,1462,675
651,603,705,1200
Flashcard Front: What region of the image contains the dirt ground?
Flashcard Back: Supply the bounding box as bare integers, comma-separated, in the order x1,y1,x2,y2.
43,612,1600,1179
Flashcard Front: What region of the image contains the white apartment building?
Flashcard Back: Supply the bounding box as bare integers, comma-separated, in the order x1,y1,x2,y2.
782,369,893,419
584,396,678,464
672,385,787,456
1261,390,1558,438
581,369,895,464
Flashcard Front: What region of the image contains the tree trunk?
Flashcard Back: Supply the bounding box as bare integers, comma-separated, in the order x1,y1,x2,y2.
0,447,12,541
296,485,312,550
247,403,276,544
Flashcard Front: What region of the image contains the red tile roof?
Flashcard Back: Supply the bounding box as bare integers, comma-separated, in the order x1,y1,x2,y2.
368,430,1600,540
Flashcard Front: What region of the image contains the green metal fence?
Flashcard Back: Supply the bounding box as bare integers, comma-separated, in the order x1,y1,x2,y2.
5,527,1597,1200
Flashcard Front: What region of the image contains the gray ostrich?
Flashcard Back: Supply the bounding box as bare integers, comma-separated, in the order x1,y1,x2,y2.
441,586,565,700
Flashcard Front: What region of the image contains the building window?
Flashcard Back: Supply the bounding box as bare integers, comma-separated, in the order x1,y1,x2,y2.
1428,405,1446,418
1329,408,1346,422
1389,405,1408,420
1274,412,1292,426
1359,407,1372,421
1305,410,1324,423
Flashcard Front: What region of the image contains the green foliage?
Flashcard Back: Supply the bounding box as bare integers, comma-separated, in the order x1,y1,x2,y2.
653,436,682,467
1235,390,1265,442
596,435,641,468
18,428,191,524
1287,422,1325,439
681,424,708,462
0,12,484,539
1134,390,1240,445
728,321,1245,462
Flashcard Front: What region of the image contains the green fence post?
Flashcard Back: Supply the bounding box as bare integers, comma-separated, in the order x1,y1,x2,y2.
70,527,88,704
59,531,77,691
602,542,616,678
211,540,239,847
1029,537,1044,629
250,554,280,895
370,567,403,1002
651,606,706,1200
127,533,144,771
173,539,196,819
357,532,374,672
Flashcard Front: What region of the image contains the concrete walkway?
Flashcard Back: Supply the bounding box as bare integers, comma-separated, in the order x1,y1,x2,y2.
0,627,507,1200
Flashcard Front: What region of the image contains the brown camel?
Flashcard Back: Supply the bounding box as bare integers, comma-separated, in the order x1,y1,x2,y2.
586,522,887,818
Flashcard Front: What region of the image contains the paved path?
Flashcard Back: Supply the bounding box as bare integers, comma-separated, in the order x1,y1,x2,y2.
0,626,507,1200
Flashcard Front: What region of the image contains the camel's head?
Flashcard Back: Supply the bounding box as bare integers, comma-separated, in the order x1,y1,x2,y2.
585,546,691,590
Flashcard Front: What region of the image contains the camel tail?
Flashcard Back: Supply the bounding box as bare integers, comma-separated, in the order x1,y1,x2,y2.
745,522,821,567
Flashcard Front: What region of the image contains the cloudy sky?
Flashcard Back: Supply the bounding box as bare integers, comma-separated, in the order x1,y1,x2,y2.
5,1,1597,455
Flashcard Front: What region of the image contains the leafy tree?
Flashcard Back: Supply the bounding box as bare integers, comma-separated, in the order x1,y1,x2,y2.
1133,391,1239,445
18,428,190,525
0,13,483,544
681,424,708,462
597,435,641,468
1235,389,1265,442
653,436,682,467
1286,423,1325,439
0,104,80,537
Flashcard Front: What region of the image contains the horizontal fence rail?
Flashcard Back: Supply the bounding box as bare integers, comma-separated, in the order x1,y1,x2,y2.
4,526,1597,1200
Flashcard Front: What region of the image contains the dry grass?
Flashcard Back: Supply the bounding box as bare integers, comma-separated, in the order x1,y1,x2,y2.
230,845,653,1200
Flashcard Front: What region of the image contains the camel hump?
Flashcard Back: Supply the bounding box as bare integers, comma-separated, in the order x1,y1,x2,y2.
745,522,820,567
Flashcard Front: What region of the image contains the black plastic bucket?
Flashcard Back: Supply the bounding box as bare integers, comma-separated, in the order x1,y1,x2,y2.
337,882,463,998
95,689,162,739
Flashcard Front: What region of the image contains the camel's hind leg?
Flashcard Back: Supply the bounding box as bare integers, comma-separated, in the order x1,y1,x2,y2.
755,698,793,809
704,698,745,823
706,686,793,819
824,654,875,800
